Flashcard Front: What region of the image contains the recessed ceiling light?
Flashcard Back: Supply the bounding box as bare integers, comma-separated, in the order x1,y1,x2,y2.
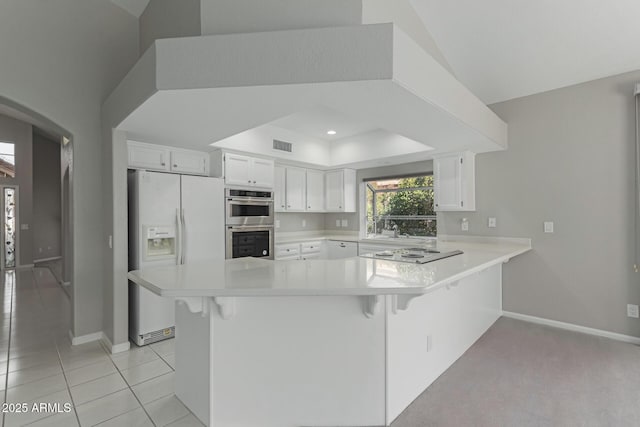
327,130,337,135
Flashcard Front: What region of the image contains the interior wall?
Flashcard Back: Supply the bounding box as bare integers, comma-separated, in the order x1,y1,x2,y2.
275,212,325,232
0,0,139,338
362,0,455,75
200,0,362,35
439,70,640,338
33,132,61,261
0,114,33,267
139,0,201,54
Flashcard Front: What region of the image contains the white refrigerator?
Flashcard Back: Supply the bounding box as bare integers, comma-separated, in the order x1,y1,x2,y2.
128,170,224,346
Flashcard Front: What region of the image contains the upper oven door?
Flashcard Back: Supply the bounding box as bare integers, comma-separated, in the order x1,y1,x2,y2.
225,199,274,225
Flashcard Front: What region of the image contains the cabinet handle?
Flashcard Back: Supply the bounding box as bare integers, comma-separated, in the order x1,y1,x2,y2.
339,244,346,248
281,205,285,208
161,162,165,166
339,206,342,209
253,181,256,184
287,205,291,208
173,164,177,168
286,249,290,252
248,180,251,183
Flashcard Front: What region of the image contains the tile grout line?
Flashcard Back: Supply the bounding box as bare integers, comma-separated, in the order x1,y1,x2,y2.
98,339,157,427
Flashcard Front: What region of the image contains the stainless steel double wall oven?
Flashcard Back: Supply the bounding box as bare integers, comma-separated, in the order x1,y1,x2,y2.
225,188,274,259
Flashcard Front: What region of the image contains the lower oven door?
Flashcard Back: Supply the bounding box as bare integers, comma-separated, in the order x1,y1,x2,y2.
225,226,274,259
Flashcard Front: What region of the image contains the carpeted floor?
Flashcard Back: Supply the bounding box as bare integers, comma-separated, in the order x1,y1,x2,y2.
391,317,640,427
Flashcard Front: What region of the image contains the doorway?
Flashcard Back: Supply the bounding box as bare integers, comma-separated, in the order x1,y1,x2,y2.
0,185,17,269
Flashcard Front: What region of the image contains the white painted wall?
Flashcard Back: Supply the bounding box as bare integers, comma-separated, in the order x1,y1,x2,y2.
200,0,363,35
139,0,201,53
0,0,139,339
362,0,455,75
33,133,61,261
439,70,640,339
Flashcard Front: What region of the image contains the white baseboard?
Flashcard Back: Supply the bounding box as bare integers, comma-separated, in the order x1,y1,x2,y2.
502,311,640,345
16,264,34,269
33,256,62,263
101,332,130,354
68,330,131,353
68,330,103,346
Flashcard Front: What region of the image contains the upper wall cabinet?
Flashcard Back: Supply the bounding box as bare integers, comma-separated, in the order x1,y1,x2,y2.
128,141,209,175
274,166,324,212
434,151,476,211
223,153,274,188
305,169,325,212
274,166,286,212
325,169,356,213
128,141,170,171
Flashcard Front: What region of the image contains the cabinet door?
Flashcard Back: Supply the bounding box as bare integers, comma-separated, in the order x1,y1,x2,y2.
128,142,170,171
251,158,275,188
225,154,252,186
327,241,358,259
325,170,344,212
434,155,462,211
306,169,325,212
285,167,306,211
171,150,208,175
274,166,286,212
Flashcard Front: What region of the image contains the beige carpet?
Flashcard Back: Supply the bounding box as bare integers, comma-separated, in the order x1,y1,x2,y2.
392,317,640,427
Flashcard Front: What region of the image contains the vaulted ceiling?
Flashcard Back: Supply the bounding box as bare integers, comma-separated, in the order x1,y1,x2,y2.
111,0,640,104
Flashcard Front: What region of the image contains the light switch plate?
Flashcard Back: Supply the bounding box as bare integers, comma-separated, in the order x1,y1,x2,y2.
488,217,497,228
341,219,348,227
544,221,554,233
275,220,280,229
627,304,639,318
461,218,469,232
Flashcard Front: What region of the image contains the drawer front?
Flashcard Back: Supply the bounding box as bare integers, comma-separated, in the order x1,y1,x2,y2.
300,241,322,254
275,244,300,258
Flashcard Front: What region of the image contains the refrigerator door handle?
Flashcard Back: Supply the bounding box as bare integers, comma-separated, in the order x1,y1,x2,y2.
180,208,186,265
176,208,182,265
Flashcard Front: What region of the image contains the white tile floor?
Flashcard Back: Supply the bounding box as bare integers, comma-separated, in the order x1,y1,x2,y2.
0,267,204,427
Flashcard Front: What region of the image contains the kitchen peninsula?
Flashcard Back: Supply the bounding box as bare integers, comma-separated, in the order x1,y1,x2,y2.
128,238,530,427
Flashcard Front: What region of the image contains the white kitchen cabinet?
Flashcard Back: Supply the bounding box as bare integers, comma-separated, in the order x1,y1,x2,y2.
128,141,210,176
300,241,323,260
306,169,325,212
275,243,301,261
252,158,275,188
127,141,170,172
326,240,358,259
224,153,274,188
170,150,209,175
325,169,356,212
285,167,307,211
274,166,286,212
434,151,475,211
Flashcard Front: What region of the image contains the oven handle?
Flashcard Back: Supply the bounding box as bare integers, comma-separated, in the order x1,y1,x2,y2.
227,199,274,206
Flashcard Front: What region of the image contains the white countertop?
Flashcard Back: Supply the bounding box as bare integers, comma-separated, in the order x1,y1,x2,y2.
128,240,531,298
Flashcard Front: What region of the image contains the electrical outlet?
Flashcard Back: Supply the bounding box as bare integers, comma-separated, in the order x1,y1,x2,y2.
275,219,281,229
336,219,341,227
461,218,469,232
488,217,497,228
302,219,306,228
627,304,639,318
341,219,348,227
544,221,554,233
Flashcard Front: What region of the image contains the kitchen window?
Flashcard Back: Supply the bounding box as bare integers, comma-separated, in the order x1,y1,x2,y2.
365,174,436,238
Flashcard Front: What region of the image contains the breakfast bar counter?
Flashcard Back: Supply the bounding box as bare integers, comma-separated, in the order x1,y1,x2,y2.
128,238,530,426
